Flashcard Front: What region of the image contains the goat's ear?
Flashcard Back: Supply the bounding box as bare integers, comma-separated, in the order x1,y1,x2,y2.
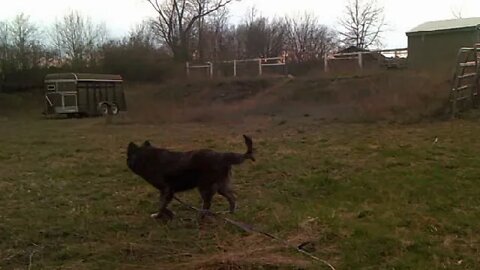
142,140,152,147
127,142,138,154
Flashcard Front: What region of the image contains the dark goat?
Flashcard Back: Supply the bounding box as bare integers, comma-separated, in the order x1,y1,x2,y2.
127,135,254,219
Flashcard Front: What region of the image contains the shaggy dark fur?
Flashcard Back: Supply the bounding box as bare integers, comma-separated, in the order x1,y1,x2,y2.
127,135,254,219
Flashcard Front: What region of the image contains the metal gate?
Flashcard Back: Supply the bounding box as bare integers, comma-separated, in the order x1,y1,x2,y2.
45,91,79,114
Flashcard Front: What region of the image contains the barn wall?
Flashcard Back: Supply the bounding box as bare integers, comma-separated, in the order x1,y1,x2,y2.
407,28,480,76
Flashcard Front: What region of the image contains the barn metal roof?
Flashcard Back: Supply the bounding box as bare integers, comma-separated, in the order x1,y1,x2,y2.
407,17,480,34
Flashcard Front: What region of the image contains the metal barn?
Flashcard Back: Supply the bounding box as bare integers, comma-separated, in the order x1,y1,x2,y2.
44,73,127,117
406,17,480,75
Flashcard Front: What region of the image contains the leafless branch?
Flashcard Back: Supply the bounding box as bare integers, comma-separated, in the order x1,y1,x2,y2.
49,11,107,68
339,0,385,49
146,0,237,61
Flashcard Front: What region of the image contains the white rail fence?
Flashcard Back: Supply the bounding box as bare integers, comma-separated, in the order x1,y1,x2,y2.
324,48,408,72
186,62,214,78
186,48,408,78
186,56,287,78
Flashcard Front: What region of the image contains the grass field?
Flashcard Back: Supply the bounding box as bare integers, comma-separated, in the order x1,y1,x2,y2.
1,110,480,269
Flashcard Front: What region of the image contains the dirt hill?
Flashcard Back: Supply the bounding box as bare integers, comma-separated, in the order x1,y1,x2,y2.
125,70,450,124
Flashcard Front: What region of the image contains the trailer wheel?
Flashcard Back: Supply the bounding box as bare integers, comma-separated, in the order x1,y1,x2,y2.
99,103,111,116
110,103,119,115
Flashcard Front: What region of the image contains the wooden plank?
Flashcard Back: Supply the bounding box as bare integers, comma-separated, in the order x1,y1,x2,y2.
458,73,477,79
262,57,284,61
333,57,359,60
261,63,286,67
222,57,283,64
223,59,259,63
189,65,210,68
258,59,262,76
333,47,407,57
233,60,237,77
455,84,474,91
459,47,475,51
459,62,476,67
456,96,470,101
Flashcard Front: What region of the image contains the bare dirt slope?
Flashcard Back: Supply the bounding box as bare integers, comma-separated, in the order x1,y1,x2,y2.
125,70,450,125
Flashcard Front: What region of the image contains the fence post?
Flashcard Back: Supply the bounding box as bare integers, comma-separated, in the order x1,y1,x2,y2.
258,58,262,76
358,53,363,70
186,62,190,77
233,60,237,77
324,53,329,72
208,62,213,78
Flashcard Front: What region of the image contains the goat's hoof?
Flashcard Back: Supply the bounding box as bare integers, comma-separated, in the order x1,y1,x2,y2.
163,209,175,219
199,210,213,219
151,210,174,220
200,209,212,215
198,211,215,223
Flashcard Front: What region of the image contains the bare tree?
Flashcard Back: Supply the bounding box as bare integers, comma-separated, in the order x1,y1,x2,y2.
244,17,270,57
193,7,232,61
339,0,385,49
205,10,338,62
101,21,171,81
127,21,158,48
50,11,107,69
285,13,337,62
0,21,10,70
0,21,10,84
234,8,288,59
262,17,288,58
0,14,44,73
146,0,237,61
9,13,41,70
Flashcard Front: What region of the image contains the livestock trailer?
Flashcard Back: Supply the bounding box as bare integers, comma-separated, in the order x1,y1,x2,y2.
44,73,127,117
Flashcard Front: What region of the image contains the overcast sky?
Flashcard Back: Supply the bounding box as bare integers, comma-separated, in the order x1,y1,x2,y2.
1,0,479,48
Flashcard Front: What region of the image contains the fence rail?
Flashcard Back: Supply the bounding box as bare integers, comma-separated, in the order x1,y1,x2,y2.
187,48,408,78
186,56,286,78
186,62,213,78
324,48,408,72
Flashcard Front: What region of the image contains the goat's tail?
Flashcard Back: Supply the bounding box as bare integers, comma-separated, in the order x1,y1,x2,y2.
243,135,255,162
222,135,255,165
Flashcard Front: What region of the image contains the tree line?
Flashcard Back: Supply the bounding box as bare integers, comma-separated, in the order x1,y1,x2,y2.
0,0,384,90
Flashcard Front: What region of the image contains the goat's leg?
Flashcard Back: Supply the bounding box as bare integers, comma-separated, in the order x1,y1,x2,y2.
198,187,215,218
200,189,215,211
151,189,174,220
218,186,236,214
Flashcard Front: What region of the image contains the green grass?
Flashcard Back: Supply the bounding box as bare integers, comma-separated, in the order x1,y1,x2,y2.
1,115,480,269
